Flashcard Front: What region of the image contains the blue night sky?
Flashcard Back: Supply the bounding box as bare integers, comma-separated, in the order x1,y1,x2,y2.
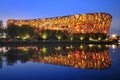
0,0,120,35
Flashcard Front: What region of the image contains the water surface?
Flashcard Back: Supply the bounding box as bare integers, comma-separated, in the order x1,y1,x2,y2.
0,44,120,80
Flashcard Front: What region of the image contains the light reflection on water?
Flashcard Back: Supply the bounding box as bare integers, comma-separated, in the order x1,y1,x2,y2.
0,44,111,70
0,44,120,80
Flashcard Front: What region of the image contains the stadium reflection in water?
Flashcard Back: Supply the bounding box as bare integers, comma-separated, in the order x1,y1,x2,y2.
0,44,111,70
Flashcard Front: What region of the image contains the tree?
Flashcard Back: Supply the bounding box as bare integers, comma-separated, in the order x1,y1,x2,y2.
78,33,84,41
0,20,5,35
55,30,64,40
67,33,76,41
0,20,3,29
40,30,49,40
19,25,34,39
0,28,4,33
49,30,57,40
7,24,20,38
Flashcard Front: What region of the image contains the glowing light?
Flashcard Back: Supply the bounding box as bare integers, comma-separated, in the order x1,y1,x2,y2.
22,34,30,40
22,36,28,40
41,47,47,53
70,37,73,41
26,34,30,38
111,34,117,38
98,37,101,40
23,47,27,51
79,45,84,50
79,36,84,40
41,33,47,39
56,35,62,40
105,38,108,40
118,40,120,43
17,36,20,38
55,46,62,51
70,45,73,49
2,35,6,38
89,37,93,41
112,45,116,49
89,44,93,48
118,40,120,44
98,45,101,48
66,46,69,49
2,47,8,53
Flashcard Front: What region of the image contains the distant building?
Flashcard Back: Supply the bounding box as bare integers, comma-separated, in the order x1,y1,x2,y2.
7,12,112,36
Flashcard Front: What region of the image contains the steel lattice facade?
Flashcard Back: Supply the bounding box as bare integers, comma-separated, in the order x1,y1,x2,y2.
7,13,112,35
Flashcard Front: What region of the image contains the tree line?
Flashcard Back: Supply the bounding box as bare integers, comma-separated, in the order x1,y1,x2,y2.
0,24,107,41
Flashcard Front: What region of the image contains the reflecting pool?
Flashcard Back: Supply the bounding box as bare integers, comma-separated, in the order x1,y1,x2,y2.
0,44,120,80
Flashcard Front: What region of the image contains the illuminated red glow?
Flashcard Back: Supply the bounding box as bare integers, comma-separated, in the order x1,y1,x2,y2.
7,13,112,35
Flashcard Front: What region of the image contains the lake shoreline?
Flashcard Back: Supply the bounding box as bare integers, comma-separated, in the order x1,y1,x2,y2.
0,40,117,46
